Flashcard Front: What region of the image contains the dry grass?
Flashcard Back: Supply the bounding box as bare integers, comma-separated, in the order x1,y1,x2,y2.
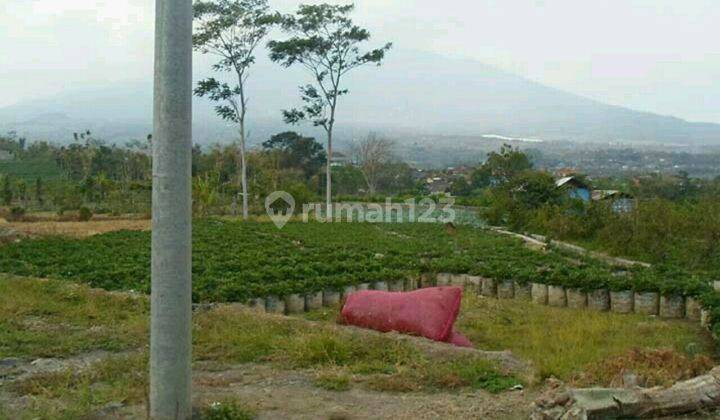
571,348,715,388
0,276,148,359
2,276,519,419
456,294,716,382
0,219,150,238
303,293,717,385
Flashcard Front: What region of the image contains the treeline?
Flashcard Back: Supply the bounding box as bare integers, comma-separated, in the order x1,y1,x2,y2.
0,130,418,219
453,145,720,275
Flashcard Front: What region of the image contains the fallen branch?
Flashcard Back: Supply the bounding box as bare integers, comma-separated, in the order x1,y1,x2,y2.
533,367,720,419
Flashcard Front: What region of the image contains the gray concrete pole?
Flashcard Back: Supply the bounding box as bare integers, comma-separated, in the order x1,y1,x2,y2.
150,0,193,418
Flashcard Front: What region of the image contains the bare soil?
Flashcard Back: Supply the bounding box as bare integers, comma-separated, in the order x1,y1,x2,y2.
0,218,150,238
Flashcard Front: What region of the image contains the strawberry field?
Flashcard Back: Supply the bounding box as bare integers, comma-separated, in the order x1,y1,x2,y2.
0,219,714,306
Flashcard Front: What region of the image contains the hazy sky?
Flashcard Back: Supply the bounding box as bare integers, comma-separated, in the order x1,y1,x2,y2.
1,0,718,122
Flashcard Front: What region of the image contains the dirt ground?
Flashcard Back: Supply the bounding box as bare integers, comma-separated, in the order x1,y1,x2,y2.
102,363,535,420
0,218,150,238
1,353,536,420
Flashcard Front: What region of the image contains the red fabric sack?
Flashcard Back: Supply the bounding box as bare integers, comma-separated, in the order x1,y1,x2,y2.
340,287,467,344
448,330,473,348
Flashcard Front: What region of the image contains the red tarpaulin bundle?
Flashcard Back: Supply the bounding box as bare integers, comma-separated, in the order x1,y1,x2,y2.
339,287,473,347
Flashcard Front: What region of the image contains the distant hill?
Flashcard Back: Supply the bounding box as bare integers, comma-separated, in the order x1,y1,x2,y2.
1,49,719,147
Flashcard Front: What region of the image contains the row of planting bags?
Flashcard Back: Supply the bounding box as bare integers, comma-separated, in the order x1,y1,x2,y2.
436,273,708,324
244,272,714,329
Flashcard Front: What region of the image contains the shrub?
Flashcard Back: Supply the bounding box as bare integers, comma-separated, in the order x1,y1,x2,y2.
201,401,255,420
7,206,26,222
78,206,93,222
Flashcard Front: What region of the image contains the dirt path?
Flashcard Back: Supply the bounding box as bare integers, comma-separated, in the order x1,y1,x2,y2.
2,350,536,419
191,363,536,420
0,219,150,238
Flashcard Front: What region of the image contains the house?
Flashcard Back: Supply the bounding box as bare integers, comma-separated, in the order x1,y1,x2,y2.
425,176,450,196
0,150,13,161
592,190,635,213
555,176,591,202
410,168,427,181
330,151,352,167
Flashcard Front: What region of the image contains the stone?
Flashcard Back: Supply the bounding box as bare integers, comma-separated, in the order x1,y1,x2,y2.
566,289,587,309
497,280,514,299
388,280,404,292
265,296,284,314
404,277,419,291
356,283,370,291
322,290,340,307
514,281,532,300
436,273,452,286
249,297,266,313
284,294,305,313
548,286,567,307
305,292,323,311
373,281,389,291
610,291,633,313
634,292,659,315
341,285,357,300
701,308,712,328
481,277,497,297
450,274,467,287
464,275,482,293
685,297,702,321
659,295,685,318
531,283,548,305
587,289,610,312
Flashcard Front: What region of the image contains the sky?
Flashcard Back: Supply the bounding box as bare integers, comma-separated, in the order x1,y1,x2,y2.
1,0,718,122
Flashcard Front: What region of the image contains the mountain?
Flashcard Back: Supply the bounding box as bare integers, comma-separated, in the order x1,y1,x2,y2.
1,49,719,147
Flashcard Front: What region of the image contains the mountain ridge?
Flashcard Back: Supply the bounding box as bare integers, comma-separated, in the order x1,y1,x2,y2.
1,48,718,147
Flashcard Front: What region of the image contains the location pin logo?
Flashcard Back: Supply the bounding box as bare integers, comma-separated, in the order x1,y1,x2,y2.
265,191,295,229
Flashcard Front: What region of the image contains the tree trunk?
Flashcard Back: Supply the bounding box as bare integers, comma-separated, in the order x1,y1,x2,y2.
534,367,720,419
150,0,193,418
326,129,333,219
239,122,248,220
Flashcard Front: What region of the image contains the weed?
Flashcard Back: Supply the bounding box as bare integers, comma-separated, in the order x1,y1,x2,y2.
314,371,351,391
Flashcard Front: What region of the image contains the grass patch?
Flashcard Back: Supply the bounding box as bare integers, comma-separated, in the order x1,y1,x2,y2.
314,370,351,391
0,275,148,359
456,294,716,381
366,359,519,393
572,348,715,387
194,306,520,393
201,399,256,420
10,353,148,420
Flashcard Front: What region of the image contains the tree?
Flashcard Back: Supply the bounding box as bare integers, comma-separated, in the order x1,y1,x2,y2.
2,176,12,206
268,3,392,215
262,131,326,178
193,0,278,220
471,144,533,188
352,133,395,195
35,178,44,206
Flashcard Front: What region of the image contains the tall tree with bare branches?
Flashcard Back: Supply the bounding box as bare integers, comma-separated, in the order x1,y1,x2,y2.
193,0,278,219
352,133,395,195
268,3,391,216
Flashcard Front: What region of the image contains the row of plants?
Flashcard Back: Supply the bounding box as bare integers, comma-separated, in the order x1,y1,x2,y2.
0,219,718,329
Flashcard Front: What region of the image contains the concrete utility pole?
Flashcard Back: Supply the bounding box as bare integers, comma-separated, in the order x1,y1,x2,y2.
150,0,193,418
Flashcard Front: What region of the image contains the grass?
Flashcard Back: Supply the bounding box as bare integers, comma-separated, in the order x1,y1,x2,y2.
9,353,148,420
455,294,717,381
313,370,352,391
303,294,717,383
1,276,519,419
0,158,64,183
193,305,521,393
200,399,256,420
0,276,148,359
2,273,715,417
